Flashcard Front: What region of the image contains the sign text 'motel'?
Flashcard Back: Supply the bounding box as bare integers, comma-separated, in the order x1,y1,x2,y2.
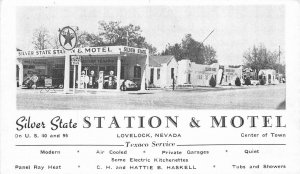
17,46,147,58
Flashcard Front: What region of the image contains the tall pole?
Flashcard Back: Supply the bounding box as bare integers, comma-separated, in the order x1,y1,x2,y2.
202,29,215,44
73,65,76,94
278,45,281,64
278,45,281,74
127,31,129,46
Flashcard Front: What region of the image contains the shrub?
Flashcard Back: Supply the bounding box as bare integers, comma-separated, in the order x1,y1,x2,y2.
209,76,216,87
235,77,241,86
245,77,251,86
259,78,266,85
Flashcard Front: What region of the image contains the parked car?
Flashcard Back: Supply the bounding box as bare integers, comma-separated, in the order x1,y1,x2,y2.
101,76,139,91
22,75,63,89
251,80,259,85
120,79,139,91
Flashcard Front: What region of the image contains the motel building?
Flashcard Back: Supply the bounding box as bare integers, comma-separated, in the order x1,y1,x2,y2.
177,59,219,87
16,46,150,92
219,65,243,86
258,69,278,85
147,55,178,88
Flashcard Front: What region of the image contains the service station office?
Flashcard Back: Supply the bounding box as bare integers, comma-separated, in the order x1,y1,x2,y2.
17,46,149,92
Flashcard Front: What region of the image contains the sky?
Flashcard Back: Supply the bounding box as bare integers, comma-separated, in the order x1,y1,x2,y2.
16,5,285,65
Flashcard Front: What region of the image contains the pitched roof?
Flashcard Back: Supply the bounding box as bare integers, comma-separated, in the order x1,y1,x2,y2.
149,55,175,67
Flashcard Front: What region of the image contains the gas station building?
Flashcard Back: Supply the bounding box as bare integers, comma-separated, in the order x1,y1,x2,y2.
16,46,149,92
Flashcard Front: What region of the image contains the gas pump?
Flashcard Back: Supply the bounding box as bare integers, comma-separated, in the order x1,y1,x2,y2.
98,71,104,90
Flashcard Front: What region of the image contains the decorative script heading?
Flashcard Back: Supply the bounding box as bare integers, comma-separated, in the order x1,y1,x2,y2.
16,115,286,131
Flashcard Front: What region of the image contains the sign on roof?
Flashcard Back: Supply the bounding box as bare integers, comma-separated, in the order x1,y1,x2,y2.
17,49,65,58
17,46,147,58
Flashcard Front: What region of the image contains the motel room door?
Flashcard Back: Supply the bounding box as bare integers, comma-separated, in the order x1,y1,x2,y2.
150,68,154,84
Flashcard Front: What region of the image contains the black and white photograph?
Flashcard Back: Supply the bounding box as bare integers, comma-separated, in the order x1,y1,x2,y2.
16,5,286,110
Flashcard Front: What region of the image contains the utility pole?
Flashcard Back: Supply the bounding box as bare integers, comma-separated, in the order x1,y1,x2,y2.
127,31,129,46
278,45,281,64
278,45,281,74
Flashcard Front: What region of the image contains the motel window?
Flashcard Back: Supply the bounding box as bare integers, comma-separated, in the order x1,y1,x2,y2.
157,68,160,80
134,66,141,78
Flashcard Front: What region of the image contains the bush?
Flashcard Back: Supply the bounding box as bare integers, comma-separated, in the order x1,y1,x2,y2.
259,78,266,85
209,76,216,87
235,77,241,86
245,77,251,86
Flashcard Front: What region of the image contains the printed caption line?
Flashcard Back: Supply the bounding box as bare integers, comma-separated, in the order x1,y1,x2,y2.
177,144,286,146
15,144,124,147
15,144,286,147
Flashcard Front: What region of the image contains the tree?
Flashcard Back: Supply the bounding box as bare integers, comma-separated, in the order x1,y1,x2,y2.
77,31,103,47
162,43,184,60
209,76,216,87
243,44,281,75
162,34,217,64
235,77,241,86
97,21,157,54
203,45,217,64
49,34,62,49
32,26,51,50
274,63,286,77
244,77,251,86
70,21,157,54
141,42,157,55
181,34,203,63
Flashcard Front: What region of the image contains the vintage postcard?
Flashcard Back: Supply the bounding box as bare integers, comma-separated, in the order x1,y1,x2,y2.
1,0,300,173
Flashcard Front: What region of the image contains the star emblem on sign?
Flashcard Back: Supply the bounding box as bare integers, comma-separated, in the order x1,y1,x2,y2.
59,26,78,50
62,29,74,47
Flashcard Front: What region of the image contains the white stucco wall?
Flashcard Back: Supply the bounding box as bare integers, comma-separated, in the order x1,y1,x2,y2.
177,59,191,85
258,69,277,84
147,57,178,88
177,59,219,87
221,66,243,86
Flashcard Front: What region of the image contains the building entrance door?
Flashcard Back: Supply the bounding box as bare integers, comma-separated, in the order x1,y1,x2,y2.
150,68,154,84
188,73,191,84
